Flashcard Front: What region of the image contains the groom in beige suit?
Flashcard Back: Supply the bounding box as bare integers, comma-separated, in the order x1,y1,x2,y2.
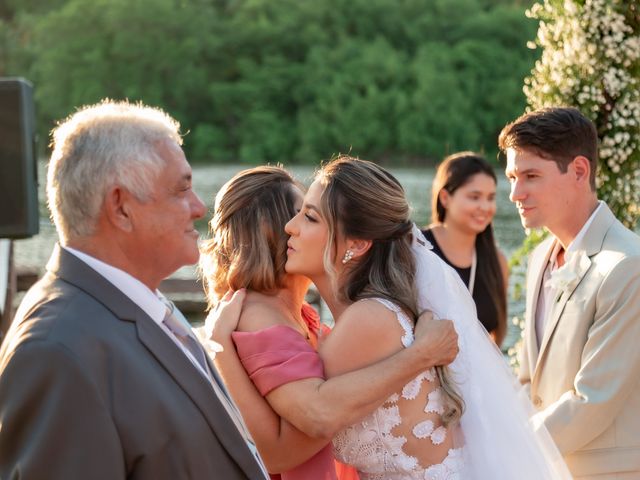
500,107,640,479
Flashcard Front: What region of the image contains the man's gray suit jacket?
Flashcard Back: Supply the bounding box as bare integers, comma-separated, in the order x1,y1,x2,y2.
0,244,265,479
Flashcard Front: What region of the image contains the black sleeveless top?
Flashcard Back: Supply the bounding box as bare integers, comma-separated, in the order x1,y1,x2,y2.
421,228,499,335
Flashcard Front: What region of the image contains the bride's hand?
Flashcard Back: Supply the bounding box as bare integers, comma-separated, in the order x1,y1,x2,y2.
413,310,459,366
204,289,246,342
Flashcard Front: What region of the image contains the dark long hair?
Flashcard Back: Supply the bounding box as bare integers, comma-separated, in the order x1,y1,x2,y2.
431,152,507,346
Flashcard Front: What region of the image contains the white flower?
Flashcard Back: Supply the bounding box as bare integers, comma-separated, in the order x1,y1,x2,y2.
545,251,586,299
546,266,578,294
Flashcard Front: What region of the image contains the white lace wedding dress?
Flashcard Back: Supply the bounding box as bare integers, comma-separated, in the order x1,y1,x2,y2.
333,298,464,480
332,226,572,480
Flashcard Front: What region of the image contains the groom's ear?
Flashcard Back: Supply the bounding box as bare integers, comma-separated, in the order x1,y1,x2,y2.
348,239,372,259
571,155,591,187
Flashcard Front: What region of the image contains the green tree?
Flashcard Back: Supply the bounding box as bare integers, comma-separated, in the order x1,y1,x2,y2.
4,0,540,164
8,0,221,155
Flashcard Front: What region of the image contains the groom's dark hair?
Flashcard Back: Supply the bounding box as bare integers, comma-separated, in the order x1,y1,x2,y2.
498,107,598,190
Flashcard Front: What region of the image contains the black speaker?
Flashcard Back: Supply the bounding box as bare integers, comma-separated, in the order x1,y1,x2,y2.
0,78,38,239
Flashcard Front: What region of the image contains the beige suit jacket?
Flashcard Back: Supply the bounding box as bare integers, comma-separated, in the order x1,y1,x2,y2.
518,204,640,478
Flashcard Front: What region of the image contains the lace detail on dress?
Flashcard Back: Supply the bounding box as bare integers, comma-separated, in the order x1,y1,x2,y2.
402,369,437,400
425,388,445,415
424,448,463,480
369,297,414,347
332,403,418,476
412,420,447,445
333,298,464,479
430,426,447,445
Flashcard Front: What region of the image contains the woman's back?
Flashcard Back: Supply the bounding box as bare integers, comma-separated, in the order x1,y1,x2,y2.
330,299,464,479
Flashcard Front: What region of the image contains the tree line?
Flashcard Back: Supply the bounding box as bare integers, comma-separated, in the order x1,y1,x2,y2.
1,0,537,164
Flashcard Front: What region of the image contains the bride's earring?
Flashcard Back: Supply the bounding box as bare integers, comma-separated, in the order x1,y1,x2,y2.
342,249,354,264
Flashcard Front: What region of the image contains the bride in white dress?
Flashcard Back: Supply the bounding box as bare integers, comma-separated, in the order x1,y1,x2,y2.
331,297,465,479
283,156,572,479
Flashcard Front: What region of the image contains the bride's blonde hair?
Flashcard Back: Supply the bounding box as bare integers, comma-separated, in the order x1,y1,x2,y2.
316,155,464,426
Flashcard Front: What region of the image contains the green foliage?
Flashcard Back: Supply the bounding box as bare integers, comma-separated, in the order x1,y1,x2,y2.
5,0,537,164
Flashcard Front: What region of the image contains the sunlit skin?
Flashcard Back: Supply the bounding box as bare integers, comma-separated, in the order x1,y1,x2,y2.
504,147,598,249
285,177,461,468
281,185,314,304
285,180,331,281
439,172,497,236
125,139,207,285
285,179,352,318
69,138,208,291
209,172,461,474
241,184,313,341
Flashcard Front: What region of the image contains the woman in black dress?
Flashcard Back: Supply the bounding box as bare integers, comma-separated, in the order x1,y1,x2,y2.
422,152,509,346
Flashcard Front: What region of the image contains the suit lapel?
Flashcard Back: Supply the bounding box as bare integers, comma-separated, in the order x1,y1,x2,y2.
526,236,555,366
533,204,616,381
135,319,264,479
49,245,264,479
535,251,591,374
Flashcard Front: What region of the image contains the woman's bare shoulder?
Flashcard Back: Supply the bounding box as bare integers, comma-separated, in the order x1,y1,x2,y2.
319,298,408,375
237,293,292,332
339,298,404,331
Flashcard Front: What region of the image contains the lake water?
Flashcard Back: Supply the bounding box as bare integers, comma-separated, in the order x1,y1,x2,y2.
14,162,526,350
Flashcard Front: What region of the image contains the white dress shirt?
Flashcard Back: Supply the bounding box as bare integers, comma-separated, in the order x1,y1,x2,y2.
535,201,603,349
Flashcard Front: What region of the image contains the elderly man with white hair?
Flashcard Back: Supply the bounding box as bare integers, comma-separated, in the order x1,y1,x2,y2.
0,100,268,479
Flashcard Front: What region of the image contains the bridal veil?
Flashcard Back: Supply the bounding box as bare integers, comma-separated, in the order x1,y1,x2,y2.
411,225,572,479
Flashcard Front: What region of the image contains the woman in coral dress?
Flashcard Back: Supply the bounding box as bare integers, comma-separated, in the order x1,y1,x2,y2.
200,166,458,479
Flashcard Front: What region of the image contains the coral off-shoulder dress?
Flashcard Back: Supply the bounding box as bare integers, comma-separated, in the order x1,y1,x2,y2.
232,303,359,480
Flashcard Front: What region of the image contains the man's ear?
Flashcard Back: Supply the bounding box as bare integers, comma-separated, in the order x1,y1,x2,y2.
104,186,134,232
348,238,372,260
571,155,592,186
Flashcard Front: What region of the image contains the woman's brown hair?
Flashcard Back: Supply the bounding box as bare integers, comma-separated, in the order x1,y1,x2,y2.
200,166,301,307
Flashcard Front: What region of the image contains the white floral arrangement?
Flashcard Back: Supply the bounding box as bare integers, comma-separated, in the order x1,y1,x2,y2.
524,0,640,227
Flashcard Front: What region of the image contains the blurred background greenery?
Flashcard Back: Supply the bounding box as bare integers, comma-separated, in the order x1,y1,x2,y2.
0,0,537,165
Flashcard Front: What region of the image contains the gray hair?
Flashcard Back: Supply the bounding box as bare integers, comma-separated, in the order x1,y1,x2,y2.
46,99,182,241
